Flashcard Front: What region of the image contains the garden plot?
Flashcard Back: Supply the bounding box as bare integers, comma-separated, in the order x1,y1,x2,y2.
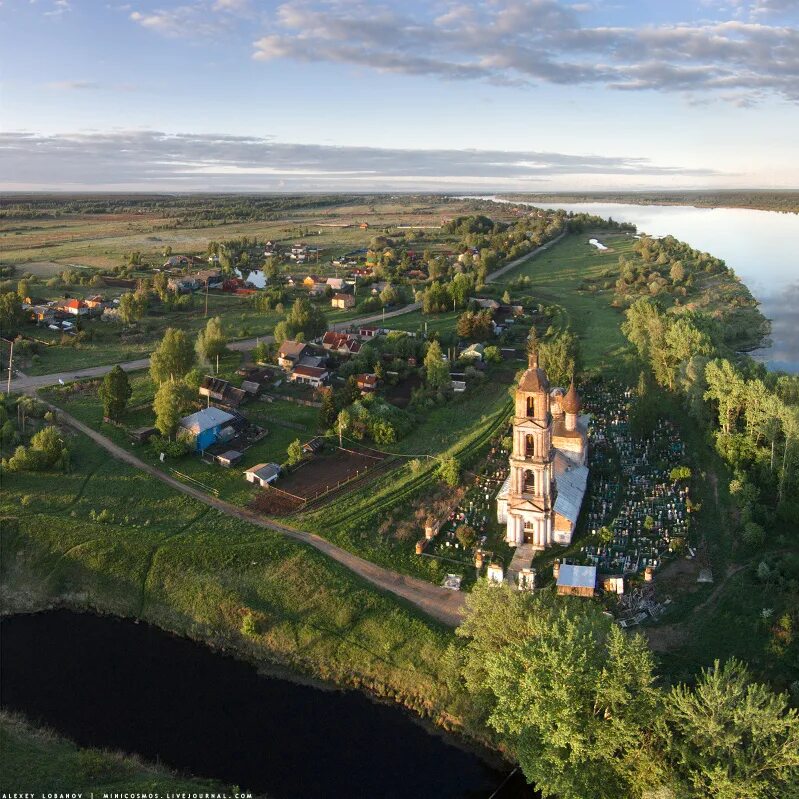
250,445,391,516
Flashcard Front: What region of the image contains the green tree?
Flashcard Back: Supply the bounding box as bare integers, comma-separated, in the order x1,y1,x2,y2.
286,438,303,466
457,583,661,799
0,292,23,333
152,379,192,437
118,290,147,325
424,340,450,390
195,315,227,364
539,329,581,387
98,365,132,422
659,659,799,799
252,340,269,364
437,456,460,486
455,524,476,550
319,388,338,428
150,328,196,385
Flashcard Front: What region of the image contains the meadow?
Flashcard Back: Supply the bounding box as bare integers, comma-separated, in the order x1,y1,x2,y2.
0,433,475,736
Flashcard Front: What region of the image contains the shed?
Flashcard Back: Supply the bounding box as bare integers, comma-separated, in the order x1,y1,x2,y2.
241,379,261,395
245,463,281,487
216,449,243,467
556,564,597,597
130,426,158,444
302,437,325,455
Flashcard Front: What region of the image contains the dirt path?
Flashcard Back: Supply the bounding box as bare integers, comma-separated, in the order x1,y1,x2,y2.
47,403,466,627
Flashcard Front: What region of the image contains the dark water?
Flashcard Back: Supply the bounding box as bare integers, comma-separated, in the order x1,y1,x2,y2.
0,611,531,798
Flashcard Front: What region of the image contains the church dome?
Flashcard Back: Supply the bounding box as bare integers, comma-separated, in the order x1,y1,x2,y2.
561,381,582,413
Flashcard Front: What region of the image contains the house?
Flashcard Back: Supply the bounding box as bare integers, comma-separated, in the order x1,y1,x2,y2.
321,331,362,356
370,281,389,295
56,298,88,316
326,277,345,291
302,437,325,455
331,292,356,309
198,376,247,409
84,295,106,312
277,340,308,370
556,564,597,597
245,463,281,487
289,364,329,388
471,297,501,311
355,373,378,393
163,255,191,269
194,269,223,288
178,407,237,452
359,326,379,338
31,304,56,324
359,222,369,229
168,276,199,293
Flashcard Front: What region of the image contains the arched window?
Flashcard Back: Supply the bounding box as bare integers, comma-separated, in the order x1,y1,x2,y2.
526,396,535,416
525,434,535,457
524,469,535,493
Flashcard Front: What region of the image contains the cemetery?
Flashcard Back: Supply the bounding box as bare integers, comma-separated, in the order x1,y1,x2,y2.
578,379,691,580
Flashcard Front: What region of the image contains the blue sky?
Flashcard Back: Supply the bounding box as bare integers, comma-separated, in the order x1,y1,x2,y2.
1,0,797,191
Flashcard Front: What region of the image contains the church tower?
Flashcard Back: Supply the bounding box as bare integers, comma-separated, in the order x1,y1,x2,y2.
505,345,555,549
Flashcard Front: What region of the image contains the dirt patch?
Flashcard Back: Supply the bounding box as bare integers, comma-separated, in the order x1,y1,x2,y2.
654,556,702,597
383,374,422,408
280,446,386,500
643,623,689,653
248,489,304,516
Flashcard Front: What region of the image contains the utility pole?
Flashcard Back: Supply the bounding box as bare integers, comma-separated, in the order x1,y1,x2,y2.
6,339,13,394
216,353,219,375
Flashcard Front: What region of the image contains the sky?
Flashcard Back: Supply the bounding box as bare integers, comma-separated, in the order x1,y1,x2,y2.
1,0,797,192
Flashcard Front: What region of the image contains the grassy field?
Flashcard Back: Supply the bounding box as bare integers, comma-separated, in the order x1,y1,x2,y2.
0,712,230,793
489,230,636,372
0,433,479,737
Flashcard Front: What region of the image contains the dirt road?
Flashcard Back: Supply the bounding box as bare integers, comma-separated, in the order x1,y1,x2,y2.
49,403,466,627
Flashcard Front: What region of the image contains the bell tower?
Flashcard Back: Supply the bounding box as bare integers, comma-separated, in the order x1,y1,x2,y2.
505,345,555,549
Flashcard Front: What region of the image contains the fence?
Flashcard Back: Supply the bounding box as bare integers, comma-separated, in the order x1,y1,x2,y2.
170,469,219,497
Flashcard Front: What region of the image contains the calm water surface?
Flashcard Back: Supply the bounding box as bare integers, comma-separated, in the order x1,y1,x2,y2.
484,198,799,372
0,611,531,798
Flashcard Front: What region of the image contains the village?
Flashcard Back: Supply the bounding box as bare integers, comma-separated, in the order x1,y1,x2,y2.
11,223,699,623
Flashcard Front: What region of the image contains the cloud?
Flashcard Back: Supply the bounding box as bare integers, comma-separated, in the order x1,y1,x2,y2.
128,0,250,37
247,0,799,104
44,80,101,90
0,129,723,191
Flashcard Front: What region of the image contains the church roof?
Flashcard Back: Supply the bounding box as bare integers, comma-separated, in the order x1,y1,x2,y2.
553,451,589,523
519,366,549,393
561,381,582,413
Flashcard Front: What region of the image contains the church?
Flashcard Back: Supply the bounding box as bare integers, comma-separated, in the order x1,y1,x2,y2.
496,346,589,550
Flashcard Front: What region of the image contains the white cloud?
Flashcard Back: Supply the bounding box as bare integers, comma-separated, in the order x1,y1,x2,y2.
0,129,724,191
247,0,799,104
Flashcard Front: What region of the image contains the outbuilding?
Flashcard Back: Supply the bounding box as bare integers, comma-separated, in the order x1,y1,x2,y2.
244,462,281,487
556,564,597,597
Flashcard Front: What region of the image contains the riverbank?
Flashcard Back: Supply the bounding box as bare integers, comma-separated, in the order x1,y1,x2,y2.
502,191,799,214
0,434,505,770
0,711,233,794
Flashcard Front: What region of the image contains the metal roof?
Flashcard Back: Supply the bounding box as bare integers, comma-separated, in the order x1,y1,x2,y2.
179,407,235,434
553,452,589,523
245,463,281,481
557,564,597,590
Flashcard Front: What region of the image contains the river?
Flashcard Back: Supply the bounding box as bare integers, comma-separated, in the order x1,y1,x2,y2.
479,198,799,373
0,611,530,798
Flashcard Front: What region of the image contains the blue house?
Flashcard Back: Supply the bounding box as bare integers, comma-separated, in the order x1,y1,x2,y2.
179,407,236,452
